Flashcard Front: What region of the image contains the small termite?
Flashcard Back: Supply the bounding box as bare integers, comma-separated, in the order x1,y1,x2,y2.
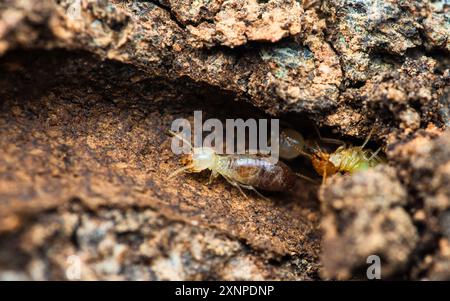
168,131,300,200
310,133,384,180
279,128,385,181
279,128,344,160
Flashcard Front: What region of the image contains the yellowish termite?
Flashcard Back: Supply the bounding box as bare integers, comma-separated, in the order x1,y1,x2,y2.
278,128,385,181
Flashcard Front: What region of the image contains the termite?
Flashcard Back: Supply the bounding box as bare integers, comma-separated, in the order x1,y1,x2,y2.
167,131,300,200
279,128,308,160
278,128,385,181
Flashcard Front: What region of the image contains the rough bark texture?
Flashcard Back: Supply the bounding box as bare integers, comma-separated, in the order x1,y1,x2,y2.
0,0,448,280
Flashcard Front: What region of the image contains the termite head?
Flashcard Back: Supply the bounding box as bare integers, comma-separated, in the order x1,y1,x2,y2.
279,129,307,159
170,147,217,179
311,151,338,177
185,147,217,172
168,130,218,178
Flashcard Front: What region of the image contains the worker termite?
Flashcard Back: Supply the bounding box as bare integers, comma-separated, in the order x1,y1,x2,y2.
278,128,385,181
167,131,300,200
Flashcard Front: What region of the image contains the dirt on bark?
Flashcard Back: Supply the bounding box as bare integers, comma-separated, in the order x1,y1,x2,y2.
0,0,448,280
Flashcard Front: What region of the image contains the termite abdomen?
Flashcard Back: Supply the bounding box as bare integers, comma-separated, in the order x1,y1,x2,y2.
216,156,297,192
253,160,297,191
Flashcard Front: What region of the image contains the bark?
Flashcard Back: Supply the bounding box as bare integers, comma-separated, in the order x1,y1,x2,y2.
0,0,448,280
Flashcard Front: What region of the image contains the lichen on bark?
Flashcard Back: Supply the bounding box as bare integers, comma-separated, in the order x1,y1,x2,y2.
0,0,449,280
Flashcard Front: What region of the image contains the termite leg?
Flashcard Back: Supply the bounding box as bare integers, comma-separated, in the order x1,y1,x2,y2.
223,176,268,201
207,170,219,185
368,147,382,161
322,169,328,185
223,176,249,199
238,183,270,202
236,185,249,199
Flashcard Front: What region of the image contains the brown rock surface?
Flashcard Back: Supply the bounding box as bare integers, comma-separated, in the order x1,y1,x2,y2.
0,0,448,280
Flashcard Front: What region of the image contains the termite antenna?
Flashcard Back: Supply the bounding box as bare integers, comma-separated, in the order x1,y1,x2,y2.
167,130,193,150
304,142,320,156
314,125,345,146
314,140,323,154
293,144,312,159
361,127,375,149
168,165,193,179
